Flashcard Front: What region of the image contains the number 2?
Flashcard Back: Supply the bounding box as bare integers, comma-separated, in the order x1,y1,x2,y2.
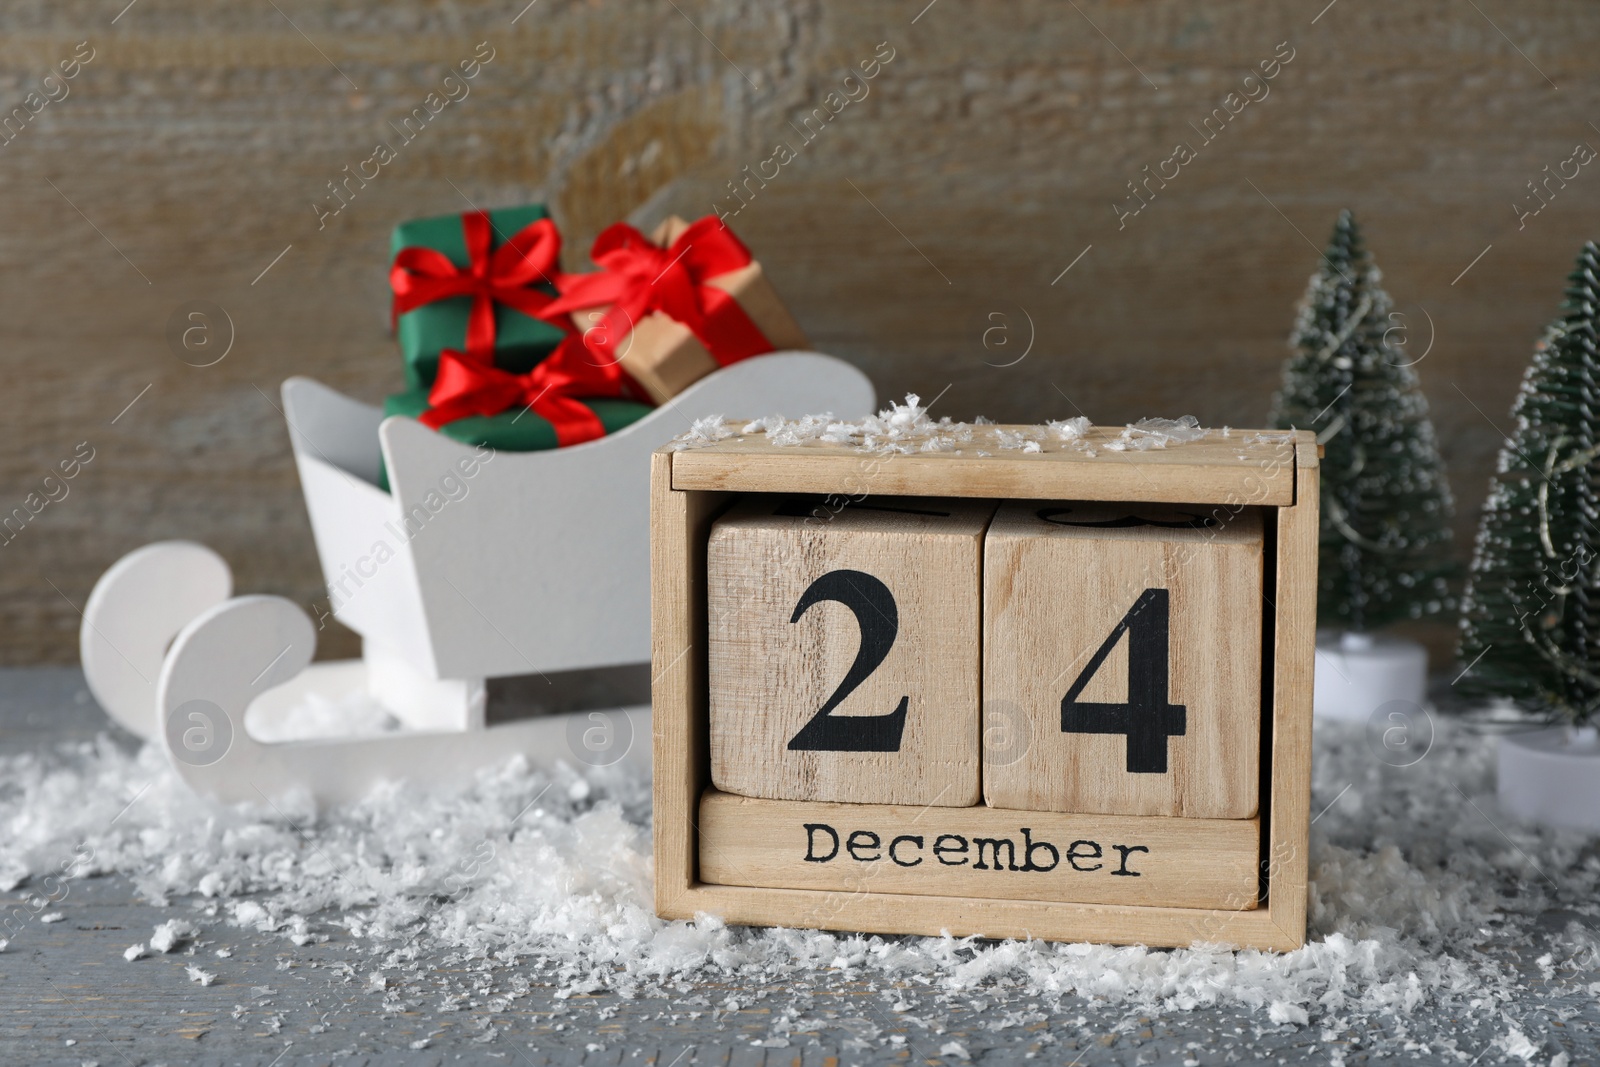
785,569,909,752
1060,588,1187,773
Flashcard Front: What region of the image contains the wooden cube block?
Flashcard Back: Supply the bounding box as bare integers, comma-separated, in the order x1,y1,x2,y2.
698,789,1261,911
708,495,995,806
983,501,1264,818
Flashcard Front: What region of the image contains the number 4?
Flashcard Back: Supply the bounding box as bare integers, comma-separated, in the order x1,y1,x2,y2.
1060,588,1187,774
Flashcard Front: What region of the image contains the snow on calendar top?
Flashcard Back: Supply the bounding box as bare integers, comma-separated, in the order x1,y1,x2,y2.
666,396,1309,505
670,394,1301,461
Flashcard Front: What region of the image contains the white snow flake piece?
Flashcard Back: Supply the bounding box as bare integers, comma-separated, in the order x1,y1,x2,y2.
760,394,980,455
742,412,837,446
185,964,217,986
993,428,1044,452
1047,416,1091,440
39,912,65,923
1268,1001,1310,1026
1498,1026,1540,1061
671,415,736,449
150,919,198,953
244,687,396,743
123,943,148,962
939,1040,971,1059
1105,415,1206,451
230,901,276,933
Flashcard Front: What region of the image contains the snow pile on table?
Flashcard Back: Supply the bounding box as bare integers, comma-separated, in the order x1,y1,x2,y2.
244,687,398,743
0,716,1593,1040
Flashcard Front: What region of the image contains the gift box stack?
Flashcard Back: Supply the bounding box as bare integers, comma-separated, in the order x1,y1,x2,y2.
380,204,809,484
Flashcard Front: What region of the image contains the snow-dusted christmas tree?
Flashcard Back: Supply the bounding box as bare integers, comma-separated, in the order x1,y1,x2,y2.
1457,243,1600,725
1269,210,1456,634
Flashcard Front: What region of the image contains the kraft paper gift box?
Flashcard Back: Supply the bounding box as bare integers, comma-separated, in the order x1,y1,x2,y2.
559,215,810,405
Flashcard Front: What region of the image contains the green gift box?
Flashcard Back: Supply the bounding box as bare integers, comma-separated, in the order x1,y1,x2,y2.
377,389,653,491
390,204,571,391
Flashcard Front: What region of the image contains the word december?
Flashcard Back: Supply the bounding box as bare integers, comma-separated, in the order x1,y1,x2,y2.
711,41,897,222
314,42,496,230
802,823,1149,876
1515,142,1596,231
1,40,96,148
1115,40,1296,230
1,442,96,546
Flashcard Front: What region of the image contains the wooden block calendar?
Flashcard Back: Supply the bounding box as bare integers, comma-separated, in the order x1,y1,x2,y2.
652,424,1319,951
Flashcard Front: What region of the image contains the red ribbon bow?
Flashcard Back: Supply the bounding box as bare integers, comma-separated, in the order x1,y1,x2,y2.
543,216,774,369
390,211,565,362
420,343,624,447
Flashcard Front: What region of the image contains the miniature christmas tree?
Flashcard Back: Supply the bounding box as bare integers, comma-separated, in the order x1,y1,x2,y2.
1457,242,1600,724
1269,210,1456,633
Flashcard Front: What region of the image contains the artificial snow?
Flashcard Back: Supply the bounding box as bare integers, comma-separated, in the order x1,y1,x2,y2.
0,710,1590,1044
679,397,1249,464
1047,416,1091,441
244,688,397,743
735,394,983,454
150,918,197,953
1104,415,1208,451
671,414,737,448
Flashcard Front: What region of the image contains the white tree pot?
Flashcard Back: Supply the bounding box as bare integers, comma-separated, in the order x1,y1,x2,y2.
1313,631,1429,723
1498,725,1600,833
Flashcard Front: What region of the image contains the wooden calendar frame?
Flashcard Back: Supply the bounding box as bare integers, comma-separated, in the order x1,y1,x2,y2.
651,426,1318,950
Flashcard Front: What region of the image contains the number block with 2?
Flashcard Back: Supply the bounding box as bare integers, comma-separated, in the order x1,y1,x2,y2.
708,495,996,806
983,501,1265,818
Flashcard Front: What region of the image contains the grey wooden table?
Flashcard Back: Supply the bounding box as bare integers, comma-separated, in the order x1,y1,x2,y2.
1,668,1594,1067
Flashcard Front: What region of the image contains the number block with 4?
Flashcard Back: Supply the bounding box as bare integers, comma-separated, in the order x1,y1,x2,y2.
708,496,996,806
983,501,1265,818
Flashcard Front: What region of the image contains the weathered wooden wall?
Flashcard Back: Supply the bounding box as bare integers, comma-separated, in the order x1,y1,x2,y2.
2,0,1597,664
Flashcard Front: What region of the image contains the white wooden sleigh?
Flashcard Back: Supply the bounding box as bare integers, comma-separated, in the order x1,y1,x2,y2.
81,353,875,803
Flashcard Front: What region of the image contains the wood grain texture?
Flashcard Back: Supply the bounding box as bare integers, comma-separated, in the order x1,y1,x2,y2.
1263,432,1319,948
649,450,727,917
982,501,1264,818
707,494,993,805
699,787,1261,910
673,425,1299,503
6,1,1598,664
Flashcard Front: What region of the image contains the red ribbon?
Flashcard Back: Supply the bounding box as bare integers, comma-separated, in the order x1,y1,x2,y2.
390,211,565,363
420,342,625,447
543,216,774,369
